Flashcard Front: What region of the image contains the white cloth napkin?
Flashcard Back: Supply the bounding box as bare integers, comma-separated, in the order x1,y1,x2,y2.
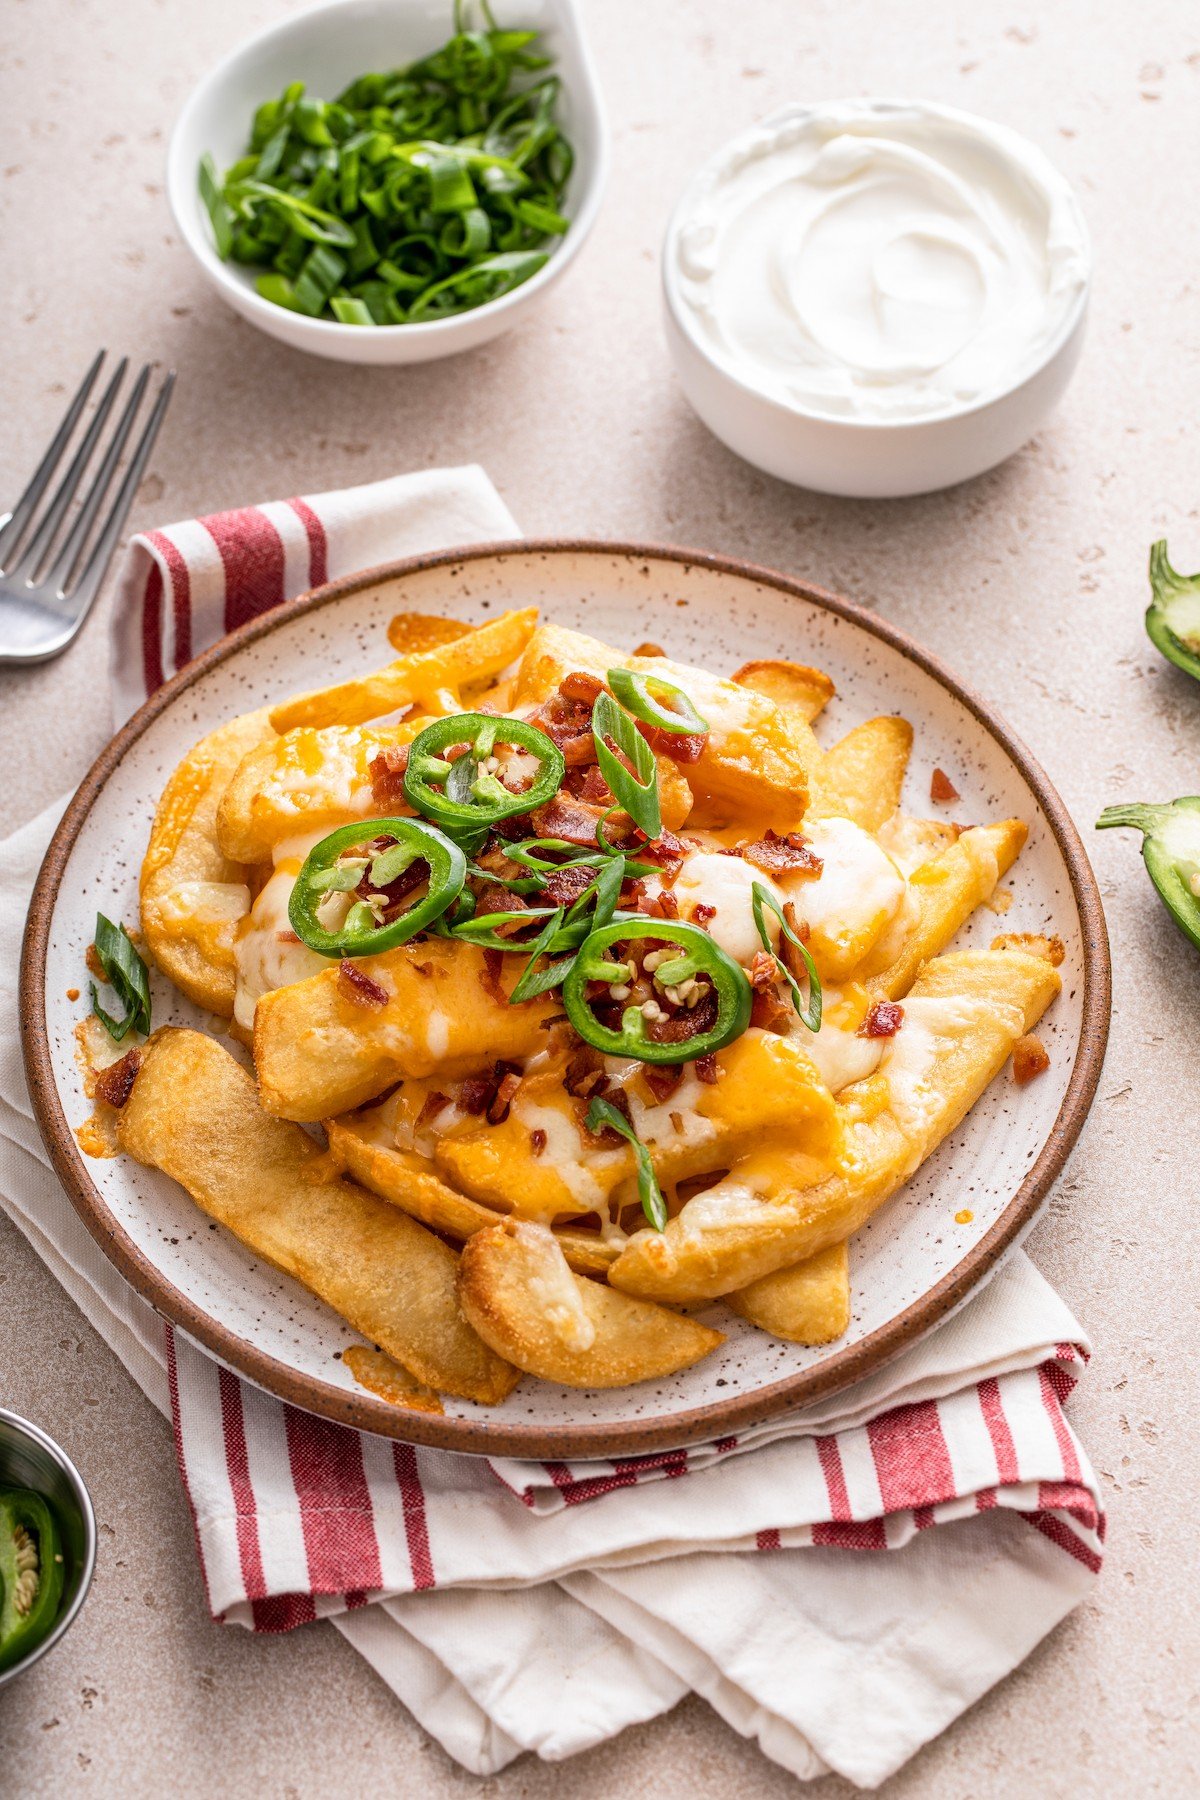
0,467,1102,1788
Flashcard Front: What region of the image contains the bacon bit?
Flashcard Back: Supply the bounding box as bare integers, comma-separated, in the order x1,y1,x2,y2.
669,1110,684,1132
487,1068,523,1124
572,762,612,803
991,931,1066,968
747,950,778,991
693,1052,721,1085
633,642,665,658
750,986,793,1034
647,989,718,1044
276,928,302,945
560,669,605,704
474,882,529,936
530,1127,548,1156
859,1000,904,1039
560,731,599,768
738,830,823,878
541,862,597,906
459,1075,492,1115
564,1047,606,1099
339,961,389,1008
416,1090,451,1130
95,1047,141,1109
358,853,427,920
653,889,681,920
530,794,607,846
1012,1034,1050,1086
369,743,411,808
930,767,960,804
411,959,433,977
479,946,507,1002
777,901,813,990
690,901,716,925
638,723,708,764
643,1063,683,1103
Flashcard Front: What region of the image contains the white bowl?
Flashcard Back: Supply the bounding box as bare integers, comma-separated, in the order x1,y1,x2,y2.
168,0,608,364
661,102,1091,499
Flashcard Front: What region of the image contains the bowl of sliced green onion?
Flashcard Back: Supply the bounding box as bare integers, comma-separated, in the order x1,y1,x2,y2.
168,0,608,363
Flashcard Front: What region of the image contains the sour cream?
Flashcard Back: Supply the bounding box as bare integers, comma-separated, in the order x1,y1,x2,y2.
670,100,1089,422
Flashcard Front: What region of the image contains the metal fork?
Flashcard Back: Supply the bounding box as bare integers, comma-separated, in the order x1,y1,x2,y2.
0,353,175,666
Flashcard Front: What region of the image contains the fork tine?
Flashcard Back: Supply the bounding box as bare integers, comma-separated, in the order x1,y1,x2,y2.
0,351,106,566
9,358,129,583
58,370,175,613
46,362,151,595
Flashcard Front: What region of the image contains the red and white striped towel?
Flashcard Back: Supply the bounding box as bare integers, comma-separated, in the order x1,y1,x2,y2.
0,468,1103,1788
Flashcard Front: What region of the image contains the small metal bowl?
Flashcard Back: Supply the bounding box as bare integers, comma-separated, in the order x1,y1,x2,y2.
0,1409,96,1688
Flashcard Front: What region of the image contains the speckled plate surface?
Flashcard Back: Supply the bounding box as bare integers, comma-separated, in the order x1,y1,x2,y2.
20,542,1110,1458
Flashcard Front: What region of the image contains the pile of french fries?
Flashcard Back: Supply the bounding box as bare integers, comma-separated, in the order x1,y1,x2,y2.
110,607,1060,1410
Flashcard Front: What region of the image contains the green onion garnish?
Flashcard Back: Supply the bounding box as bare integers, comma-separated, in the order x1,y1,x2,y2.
585,1096,668,1233
592,692,662,840
751,882,823,1033
197,2,572,327
89,913,152,1042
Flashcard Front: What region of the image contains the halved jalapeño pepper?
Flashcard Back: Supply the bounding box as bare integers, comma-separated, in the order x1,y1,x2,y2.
288,817,466,957
1146,541,1200,683
563,918,752,1064
0,1489,65,1673
403,711,565,831
1097,797,1200,951
606,666,708,735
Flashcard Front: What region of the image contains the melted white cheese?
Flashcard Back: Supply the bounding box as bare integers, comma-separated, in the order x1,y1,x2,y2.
672,850,782,962
790,1005,886,1093
780,816,906,949
512,1096,614,1212
233,865,328,1031
679,1174,772,1234
514,1223,596,1352
881,994,1020,1130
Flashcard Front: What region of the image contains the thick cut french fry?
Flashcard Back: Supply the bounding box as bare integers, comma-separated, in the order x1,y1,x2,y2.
215,722,410,864
728,1242,850,1343
269,607,538,732
140,710,275,1016
608,946,1060,1302
862,820,1027,998
117,1030,518,1404
731,659,836,723
253,938,560,1120
810,717,914,830
458,1222,723,1388
324,1108,621,1275
386,613,473,655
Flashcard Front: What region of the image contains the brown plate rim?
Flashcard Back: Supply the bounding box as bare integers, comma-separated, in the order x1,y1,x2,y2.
19,538,1111,1458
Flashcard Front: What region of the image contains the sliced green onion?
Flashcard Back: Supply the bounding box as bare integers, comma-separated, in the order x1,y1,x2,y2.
751,881,822,1032
585,1097,667,1232
89,913,152,1042
198,153,234,259
592,691,661,840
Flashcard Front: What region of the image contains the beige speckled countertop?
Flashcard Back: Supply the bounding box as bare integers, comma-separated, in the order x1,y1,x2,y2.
2,0,1199,1792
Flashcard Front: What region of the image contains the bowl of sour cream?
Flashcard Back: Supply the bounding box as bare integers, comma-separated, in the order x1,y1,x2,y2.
662,99,1090,497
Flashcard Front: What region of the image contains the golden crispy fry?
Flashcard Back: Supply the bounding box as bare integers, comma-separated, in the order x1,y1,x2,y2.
140,710,275,1015
728,1243,850,1343
342,1345,444,1414
608,946,1060,1302
253,938,560,1120
386,613,473,656
862,820,1027,998
118,1030,518,1404
215,723,409,864
731,658,836,723
810,716,914,830
991,931,1065,966
458,1222,723,1388
324,1108,620,1275
269,607,538,733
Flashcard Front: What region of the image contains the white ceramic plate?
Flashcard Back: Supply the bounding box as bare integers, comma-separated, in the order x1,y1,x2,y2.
22,544,1110,1457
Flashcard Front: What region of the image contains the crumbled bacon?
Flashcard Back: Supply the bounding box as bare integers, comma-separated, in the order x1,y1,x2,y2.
479,946,507,1002
560,670,605,705
747,950,778,990
541,862,598,907
459,1060,522,1120
643,1063,684,1103
652,889,680,920
338,962,388,1008
646,989,719,1044
529,794,608,846
690,901,716,925
571,763,612,804
750,986,793,1034
1012,1034,1050,1085
638,725,707,764
473,883,528,936
859,1000,904,1039
488,1068,523,1124
415,1090,451,1130
564,1046,607,1099
358,852,428,921
459,1075,492,1115
930,767,960,804
530,1127,548,1156
692,1053,721,1085
95,1047,141,1109
738,830,823,878
369,743,410,808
